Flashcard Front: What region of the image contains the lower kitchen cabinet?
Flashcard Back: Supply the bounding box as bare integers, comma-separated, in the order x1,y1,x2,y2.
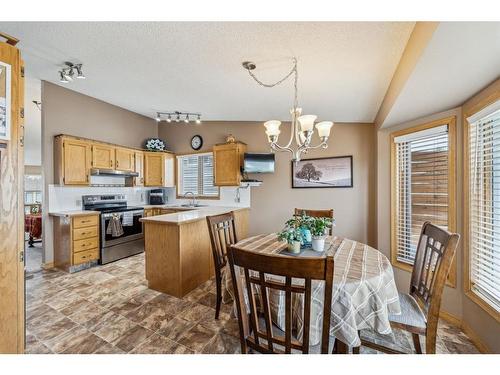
51,212,100,273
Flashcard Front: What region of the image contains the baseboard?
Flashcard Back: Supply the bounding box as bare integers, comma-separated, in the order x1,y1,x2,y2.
41,262,54,270
439,310,490,353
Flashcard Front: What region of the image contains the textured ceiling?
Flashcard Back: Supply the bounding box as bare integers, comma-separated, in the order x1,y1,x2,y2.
0,22,414,122
382,22,500,128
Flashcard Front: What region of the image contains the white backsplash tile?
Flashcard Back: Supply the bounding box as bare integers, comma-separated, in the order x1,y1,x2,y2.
48,184,251,212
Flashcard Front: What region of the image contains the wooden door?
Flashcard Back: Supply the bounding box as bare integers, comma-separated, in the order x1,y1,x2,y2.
144,152,164,186
63,139,91,185
91,143,115,169
134,151,144,186
0,33,25,353
115,147,135,172
213,143,245,186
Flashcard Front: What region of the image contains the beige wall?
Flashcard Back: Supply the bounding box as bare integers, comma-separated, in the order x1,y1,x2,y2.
41,81,157,263
158,121,376,245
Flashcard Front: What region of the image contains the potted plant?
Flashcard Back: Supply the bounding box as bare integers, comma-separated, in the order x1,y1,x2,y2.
307,217,333,252
277,227,303,254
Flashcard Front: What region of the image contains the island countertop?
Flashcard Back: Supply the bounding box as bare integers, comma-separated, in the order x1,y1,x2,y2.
140,206,249,225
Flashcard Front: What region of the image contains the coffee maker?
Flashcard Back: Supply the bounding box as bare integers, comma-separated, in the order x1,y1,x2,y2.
148,188,168,205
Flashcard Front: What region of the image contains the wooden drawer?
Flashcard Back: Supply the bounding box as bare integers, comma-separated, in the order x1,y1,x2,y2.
73,215,99,229
73,237,99,253
73,248,99,265
73,226,98,241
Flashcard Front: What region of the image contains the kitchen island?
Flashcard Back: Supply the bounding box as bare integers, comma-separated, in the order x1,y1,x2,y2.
140,206,249,298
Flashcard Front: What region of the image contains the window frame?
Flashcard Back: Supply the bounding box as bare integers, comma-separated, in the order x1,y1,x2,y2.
390,116,457,287
175,151,220,200
464,94,500,323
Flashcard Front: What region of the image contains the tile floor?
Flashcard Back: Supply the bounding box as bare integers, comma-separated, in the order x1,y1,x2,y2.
25,253,481,354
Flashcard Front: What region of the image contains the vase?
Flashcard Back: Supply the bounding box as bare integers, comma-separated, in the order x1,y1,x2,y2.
288,240,301,254
311,236,326,252
300,227,312,244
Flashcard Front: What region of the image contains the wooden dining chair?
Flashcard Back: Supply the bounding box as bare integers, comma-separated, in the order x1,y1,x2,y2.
294,208,334,234
227,245,335,354
206,212,238,319
294,208,334,219
358,221,460,354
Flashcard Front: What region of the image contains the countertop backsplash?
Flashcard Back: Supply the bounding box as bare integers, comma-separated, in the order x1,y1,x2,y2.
47,184,251,212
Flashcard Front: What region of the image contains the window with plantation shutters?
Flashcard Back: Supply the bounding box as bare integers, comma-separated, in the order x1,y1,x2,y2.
467,101,500,313
177,153,219,198
391,118,456,279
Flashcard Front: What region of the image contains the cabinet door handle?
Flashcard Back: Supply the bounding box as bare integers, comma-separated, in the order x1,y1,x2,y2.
110,159,113,167
116,160,119,168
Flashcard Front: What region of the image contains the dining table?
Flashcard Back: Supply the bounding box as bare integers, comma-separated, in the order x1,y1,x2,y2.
222,233,401,353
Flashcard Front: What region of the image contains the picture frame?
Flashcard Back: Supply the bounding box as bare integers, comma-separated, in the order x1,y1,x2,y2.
291,155,353,188
0,61,12,141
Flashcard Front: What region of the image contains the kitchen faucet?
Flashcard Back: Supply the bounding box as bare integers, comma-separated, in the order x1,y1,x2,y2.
183,191,197,207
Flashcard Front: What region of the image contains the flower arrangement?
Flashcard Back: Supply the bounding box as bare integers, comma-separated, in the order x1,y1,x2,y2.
145,138,166,151
278,213,335,253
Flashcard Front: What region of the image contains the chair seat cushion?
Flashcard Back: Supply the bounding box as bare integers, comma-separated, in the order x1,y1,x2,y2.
389,292,427,330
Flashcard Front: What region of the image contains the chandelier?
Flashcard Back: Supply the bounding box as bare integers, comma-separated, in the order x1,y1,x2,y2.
242,57,333,162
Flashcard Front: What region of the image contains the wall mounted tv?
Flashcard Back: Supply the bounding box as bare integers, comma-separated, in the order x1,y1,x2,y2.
243,153,275,173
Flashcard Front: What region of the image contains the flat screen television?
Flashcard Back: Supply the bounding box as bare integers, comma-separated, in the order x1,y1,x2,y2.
243,153,275,173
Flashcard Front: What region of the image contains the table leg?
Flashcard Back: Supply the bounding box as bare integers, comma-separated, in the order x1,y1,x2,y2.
333,339,349,354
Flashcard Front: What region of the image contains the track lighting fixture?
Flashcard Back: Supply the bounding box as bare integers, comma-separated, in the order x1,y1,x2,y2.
58,62,86,84
154,111,202,124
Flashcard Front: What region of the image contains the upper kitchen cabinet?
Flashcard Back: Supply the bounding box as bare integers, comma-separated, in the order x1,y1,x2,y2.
213,142,247,186
134,151,144,186
144,151,175,187
54,136,91,185
91,143,115,169
115,147,135,172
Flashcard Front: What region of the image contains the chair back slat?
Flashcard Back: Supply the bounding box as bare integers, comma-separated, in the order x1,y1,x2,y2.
410,222,460,322
258,272,275,352
206,212,238,269
228,245,335,354
302,278,312,354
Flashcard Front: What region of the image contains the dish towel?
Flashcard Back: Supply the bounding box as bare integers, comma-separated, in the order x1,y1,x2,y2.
106,214,124,237
122,211,134,227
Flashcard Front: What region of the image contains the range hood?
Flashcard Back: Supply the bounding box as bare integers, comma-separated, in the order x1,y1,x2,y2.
90,168,139,177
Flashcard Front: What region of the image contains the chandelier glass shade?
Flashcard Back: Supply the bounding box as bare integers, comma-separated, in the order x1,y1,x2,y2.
243,58,334,162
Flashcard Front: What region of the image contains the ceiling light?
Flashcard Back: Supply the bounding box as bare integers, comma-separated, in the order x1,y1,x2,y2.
155,113,161,122
195,115,201,124
166,114,172,123
176,114,181,122
184,114,189,123
74,64,85,79
63,69,73,81
59,71,70,83
243,57,333,162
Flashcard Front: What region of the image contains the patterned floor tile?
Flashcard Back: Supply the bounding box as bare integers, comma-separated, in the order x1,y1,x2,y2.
24,253,481,354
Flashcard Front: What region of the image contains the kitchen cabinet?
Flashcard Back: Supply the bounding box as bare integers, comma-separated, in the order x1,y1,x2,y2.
55,136,92,185
213,142,247,186
91,143,115,169
134,151,144,186
115,147,135,172
51,212,100,273
144,151,175,187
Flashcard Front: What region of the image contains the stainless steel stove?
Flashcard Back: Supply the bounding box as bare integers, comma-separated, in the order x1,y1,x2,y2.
82,194,144,264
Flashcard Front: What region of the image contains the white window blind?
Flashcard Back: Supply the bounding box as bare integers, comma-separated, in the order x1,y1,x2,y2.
468,106,500,312
177,153,219,197
394,125,450,265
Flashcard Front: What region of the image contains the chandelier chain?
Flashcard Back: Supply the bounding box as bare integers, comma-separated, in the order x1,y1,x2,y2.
246,58,298,109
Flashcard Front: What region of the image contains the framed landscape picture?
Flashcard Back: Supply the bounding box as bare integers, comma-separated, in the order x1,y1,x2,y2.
0,61,11,141
291,156,353,188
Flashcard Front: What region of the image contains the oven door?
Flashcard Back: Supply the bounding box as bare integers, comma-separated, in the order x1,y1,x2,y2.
101,210,144,248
